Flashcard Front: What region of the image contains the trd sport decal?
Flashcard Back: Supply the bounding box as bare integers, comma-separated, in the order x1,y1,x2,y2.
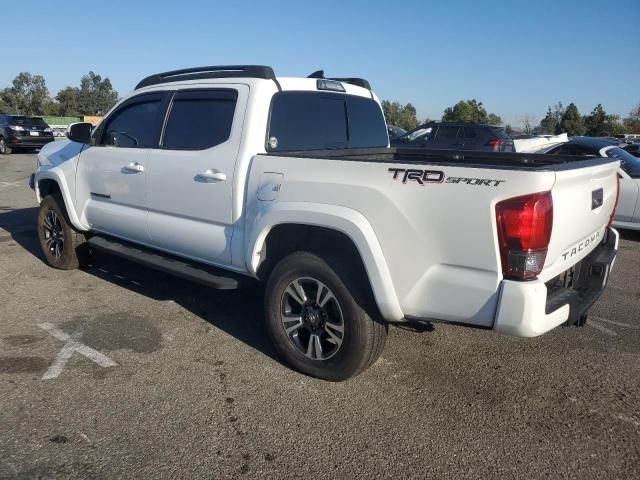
388,168,505,187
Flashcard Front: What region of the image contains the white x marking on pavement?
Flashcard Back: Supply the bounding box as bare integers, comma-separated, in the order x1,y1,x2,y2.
38,322,118,380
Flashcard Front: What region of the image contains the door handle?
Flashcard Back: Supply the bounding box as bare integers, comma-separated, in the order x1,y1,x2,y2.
123,162,145,173
196,169,227,182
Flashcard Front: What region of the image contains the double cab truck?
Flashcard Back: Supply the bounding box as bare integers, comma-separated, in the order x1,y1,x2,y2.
32,65,620,380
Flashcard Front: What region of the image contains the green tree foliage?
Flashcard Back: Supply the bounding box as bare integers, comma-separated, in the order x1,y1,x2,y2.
442,99,488,123
584,104,607,136
381,100,419,130
55,86,81,116
487,113,503,126
77,71,119,115
537,107,558,134
624,103,640,134
0,72,49,115
559,103,585,136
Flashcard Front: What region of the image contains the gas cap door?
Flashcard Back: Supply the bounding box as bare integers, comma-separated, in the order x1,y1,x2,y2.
257,172,284,201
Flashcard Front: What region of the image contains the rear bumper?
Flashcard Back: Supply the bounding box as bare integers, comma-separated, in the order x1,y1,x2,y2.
493,228,619,337
6,134,54,148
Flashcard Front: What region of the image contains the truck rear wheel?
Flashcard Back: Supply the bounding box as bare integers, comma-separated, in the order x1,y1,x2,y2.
265,251,387,381
37,194,90,270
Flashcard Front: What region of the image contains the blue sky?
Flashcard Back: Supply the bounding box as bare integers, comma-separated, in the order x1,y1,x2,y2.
2,0,639,126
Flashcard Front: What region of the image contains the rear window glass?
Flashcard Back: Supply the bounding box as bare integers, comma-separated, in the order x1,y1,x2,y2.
346,96,388,148
267,91,387,151
606,147,640,178
163,89,237,150
490,127,512,140
10,116,48,128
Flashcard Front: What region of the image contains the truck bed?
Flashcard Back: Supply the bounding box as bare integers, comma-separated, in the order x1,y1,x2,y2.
264,147,617,171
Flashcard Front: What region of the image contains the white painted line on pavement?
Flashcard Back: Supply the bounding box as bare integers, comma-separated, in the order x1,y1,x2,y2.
0,181,21,189
38,322,118,380
587,320,618,337
592,316,639,330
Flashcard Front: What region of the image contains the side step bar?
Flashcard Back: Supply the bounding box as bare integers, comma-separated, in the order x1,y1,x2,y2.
87,235,247,290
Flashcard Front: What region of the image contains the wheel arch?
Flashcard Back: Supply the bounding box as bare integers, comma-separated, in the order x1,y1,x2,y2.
35,171,86,231
246,203,404,322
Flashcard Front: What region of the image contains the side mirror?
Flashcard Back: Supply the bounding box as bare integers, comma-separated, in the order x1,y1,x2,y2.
67,122,93,144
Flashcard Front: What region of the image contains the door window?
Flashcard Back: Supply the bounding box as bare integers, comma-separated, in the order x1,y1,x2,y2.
162,89,237,150
100,93,164,148
433,126,460,143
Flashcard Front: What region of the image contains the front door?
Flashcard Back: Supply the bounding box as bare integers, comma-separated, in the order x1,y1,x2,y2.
75,92,166,244
146,86,248,266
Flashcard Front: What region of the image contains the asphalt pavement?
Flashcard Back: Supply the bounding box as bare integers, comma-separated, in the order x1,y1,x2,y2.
1,152,639,479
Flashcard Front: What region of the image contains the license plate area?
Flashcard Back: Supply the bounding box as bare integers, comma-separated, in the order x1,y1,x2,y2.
29,131,39,136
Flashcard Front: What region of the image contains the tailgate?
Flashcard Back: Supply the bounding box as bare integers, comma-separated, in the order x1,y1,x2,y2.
542,159,620,280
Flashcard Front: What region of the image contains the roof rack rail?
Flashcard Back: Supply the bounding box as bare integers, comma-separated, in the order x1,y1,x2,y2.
135,65,276,89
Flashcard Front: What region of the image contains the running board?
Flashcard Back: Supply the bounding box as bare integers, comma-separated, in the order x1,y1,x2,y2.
87,235,246,290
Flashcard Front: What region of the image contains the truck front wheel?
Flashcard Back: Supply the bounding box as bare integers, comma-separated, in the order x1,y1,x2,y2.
265,251,387,381
37,194,90,270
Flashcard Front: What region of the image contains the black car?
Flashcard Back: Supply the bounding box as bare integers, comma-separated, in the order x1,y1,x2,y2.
546,137,640,178
622,143,640,158
0,114,55,154
390,121,514,152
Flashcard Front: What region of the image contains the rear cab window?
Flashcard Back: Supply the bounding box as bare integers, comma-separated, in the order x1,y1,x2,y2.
267,91,388,152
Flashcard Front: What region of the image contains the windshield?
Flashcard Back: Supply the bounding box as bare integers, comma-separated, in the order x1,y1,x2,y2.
606,147,640,178
10,116,48,128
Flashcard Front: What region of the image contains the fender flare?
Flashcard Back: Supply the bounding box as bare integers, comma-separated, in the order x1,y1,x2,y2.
246,202,404,322
35,169,87,231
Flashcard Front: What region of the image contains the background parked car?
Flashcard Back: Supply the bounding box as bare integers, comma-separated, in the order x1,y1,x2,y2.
621,143,640,158
391,121,514,152
546,137,640,231
387,125,406,141
0,114,55,154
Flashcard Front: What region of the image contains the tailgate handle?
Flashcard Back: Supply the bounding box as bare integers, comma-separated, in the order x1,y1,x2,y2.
591,188,603,210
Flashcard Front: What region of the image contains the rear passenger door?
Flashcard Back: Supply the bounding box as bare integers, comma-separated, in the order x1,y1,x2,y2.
145,86,248,266
460,126,485,150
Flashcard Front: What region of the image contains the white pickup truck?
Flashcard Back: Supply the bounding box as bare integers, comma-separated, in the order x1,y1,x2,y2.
32,65,620,380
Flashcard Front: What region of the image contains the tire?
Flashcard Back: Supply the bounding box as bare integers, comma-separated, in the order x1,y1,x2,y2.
37,194,90,270
0,137,11,155
265,251,387,381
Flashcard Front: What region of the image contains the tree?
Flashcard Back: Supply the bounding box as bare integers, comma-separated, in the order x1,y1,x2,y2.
381,100,419,131
558,103,585,136
487,113,502,126
520,115,534,134
56,86,80,116
584,104,607,136
537,107,557,134
77,71,119,115
624,102,640,134
504,124,514,135
442,99,488,123
0,72,49,115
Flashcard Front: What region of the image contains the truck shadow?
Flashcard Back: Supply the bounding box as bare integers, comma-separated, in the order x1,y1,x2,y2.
618,228,640,242
0,206,279,364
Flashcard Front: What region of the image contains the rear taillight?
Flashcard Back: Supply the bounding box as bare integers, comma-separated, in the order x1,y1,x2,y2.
495,191,553,280
608,174,620,227
486,139,503,151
